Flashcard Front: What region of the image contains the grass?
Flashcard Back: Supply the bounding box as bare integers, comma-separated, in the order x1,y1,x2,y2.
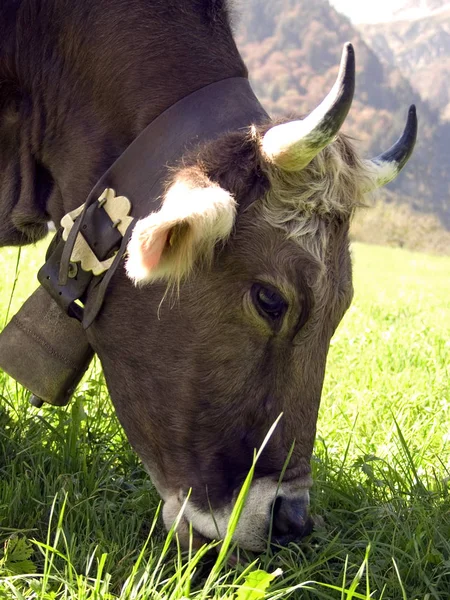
0,240,449,599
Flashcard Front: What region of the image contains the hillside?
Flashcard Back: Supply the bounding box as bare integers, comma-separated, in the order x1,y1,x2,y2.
360,9,450,121
235,0,450,245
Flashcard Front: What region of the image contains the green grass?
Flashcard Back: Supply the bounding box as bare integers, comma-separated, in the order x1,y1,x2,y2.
0,241,449,599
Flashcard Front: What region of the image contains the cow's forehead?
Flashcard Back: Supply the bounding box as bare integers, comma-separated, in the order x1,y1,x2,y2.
186,126,371,268
259,134,371,262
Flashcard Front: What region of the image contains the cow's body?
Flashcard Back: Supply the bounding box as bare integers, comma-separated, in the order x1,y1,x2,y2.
0,0,245,244
0,0,416,550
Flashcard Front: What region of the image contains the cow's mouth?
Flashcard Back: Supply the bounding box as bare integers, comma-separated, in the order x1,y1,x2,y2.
179,515,315,558
189,526,211,549
162,474,314,553
162,500,212,550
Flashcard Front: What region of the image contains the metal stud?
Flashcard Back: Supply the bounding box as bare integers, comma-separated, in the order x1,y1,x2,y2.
67,262,78,278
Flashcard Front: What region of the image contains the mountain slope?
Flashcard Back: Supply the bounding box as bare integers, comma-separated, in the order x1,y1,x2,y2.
360,9,450,121
235,0,450,231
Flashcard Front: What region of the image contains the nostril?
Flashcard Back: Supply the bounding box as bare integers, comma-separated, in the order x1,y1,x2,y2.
272,496,287,535
271,496,313,543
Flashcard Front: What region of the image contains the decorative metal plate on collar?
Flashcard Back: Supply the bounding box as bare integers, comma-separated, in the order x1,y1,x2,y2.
61,188,134,276
38,188,135,324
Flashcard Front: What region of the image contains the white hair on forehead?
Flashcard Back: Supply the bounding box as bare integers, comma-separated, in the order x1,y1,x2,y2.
259,136,374,265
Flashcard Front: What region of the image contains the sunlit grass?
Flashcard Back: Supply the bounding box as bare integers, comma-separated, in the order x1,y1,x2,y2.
0,240,449,599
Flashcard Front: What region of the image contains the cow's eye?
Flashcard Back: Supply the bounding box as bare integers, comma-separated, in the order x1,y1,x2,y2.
251,284,287,321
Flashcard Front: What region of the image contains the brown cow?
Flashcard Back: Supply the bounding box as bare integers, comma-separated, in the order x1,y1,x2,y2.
0,0,416,550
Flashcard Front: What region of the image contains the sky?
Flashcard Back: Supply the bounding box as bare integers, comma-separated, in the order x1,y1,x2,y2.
329,0,415,24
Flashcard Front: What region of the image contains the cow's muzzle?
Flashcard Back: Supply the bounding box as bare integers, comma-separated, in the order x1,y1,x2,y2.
270,496,314,546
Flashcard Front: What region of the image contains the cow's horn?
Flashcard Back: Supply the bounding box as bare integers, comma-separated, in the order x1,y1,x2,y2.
262,42,355,172
365,105,417,189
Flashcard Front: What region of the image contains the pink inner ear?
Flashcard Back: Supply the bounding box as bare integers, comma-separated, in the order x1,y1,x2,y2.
141,228,169,271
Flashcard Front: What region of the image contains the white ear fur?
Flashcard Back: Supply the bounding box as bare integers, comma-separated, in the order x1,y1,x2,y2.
125,180,236,285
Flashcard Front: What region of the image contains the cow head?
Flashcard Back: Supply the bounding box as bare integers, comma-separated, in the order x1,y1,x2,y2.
82,45,416,550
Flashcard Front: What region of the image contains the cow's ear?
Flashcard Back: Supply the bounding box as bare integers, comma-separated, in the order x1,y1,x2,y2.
0,88,51,247
125,174,235,285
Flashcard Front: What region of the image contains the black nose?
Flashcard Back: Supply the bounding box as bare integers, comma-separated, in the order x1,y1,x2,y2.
270,496,314,546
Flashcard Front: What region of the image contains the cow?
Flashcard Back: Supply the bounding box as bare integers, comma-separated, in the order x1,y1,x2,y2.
0,0,416,551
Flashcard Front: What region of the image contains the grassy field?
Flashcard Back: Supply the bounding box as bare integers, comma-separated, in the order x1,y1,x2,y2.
0,241,449,599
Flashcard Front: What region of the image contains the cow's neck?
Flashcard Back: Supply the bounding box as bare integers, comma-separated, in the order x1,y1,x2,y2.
14,0,247,225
